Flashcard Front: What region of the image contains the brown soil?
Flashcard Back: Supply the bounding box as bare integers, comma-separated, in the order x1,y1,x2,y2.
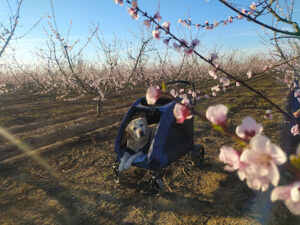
0,77,299,225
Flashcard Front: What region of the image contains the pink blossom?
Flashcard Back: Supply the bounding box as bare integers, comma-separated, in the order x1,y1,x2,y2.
131,0,138,8
206,104,228,126
127,7,135,16
293,82,297,89
209,70,217,79
162,21,170,32
127,8,138,20
214,62,220,68
264,109,273,119
236,116,263,140
212,91,217,96
220,77,230,87
178,19,182,23
219,146,241,171
179,88,184,93
205,25,213,30
247,71,253,78
163,38,170,45
173,42,181,51
291,124,300,136
240,135,287,191
211,85,220,92
264,114,273,119
154,12,161,22
228,16,233,23
184,47,194,56
170,89,177,97
214,21,219,27
238,13,244,19
114,0,123,6
132,13,139,20
219,146,249,184
211,53,218,60
236,82,241,87
294,89,300,98
173,97,193,124
223,20,228,26
188,89,193,95
143,20,151,28
196,24,200,28
146,86,161,105
205,94,210,99
180,39,189,47
152,30,161,40
250,2,257,10
191,39,200,47
271,182,300,215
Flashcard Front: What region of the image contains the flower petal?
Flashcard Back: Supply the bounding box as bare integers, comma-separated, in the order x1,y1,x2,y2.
271,185,291,201
249,135,269,154
269,143,287,165
269,162,280,186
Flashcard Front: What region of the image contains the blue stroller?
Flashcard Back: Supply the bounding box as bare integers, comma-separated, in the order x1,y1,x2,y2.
112,81,205,194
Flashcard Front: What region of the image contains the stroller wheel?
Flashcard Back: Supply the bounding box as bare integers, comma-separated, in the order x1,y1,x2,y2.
150,172,165,196
155,178,165,196
191,144,205,167
112,163,120,184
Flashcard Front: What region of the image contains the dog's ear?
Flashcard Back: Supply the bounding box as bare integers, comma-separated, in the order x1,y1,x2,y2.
125,123,131,134
125,124,130,133
125,123,134,139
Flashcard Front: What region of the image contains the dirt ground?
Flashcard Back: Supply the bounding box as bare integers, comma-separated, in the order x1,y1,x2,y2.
1,77,300,225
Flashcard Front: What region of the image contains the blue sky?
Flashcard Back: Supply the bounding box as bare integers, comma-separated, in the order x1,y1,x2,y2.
1,0,299,62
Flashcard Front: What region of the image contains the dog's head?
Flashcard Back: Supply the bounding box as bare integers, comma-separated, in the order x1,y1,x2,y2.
125,117,149,142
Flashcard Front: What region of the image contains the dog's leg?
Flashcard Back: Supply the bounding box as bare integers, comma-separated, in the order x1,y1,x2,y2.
124,151,143,170
118,152,130,172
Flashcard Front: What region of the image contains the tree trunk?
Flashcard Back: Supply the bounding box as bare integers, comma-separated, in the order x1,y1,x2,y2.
97,100,102,117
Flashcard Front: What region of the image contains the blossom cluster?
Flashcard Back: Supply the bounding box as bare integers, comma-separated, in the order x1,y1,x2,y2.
177,2,257,31
146,86,193,124
115,0,201,56
272,146,300,215
169,88,201,101
207,104,300,215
